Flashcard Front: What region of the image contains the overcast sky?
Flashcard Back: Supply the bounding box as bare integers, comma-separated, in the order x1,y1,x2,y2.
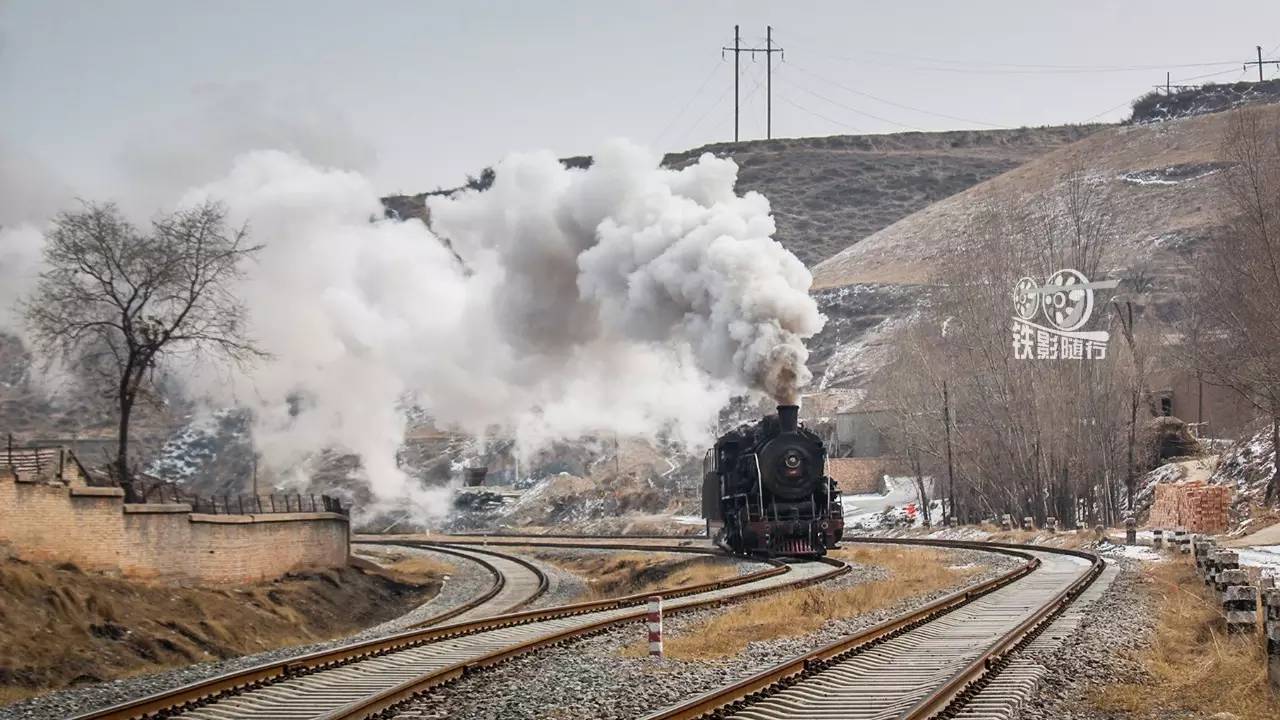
3,0,1279,202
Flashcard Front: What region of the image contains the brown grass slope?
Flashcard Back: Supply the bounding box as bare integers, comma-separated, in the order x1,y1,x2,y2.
664,126,1101,266
812,106,1271,290
0,554,442,704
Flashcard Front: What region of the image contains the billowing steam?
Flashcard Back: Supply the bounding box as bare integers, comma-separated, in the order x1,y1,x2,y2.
5,139,823,521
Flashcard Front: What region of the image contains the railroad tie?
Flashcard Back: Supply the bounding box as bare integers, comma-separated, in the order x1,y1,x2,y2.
1264,588,1280,692
1217,568,1255,634
1209,550,1239,594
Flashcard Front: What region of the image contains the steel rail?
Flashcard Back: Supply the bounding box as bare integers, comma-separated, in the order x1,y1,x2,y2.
356,542,509,630
640,537,1103,720
312,555,848,720
68,541,793,720
390,542,551,628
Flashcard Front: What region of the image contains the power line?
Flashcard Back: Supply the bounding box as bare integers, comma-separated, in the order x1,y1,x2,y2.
679,77,734,147
792,38,1246,75
788,62,1006,129
1174,66,1249,83
854,47,1243,72
785,69,924,131
776,93,864,133
653,58,724,148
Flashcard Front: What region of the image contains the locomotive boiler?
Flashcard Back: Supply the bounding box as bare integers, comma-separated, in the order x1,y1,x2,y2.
701,404,844,557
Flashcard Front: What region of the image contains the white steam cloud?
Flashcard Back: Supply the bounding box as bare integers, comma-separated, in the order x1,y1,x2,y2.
183,141,823,520
4,135,823,523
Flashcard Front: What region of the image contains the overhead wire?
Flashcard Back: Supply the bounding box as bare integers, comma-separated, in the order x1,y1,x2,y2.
780,64,923,131
776,93,864,134
679,75,734,147
787,62,1007,129
653,58,726,147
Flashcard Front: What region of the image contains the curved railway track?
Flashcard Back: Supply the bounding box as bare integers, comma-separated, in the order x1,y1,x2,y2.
642,538,1104,720
70,540,831,720
68,536,1101,720
361,542,550,628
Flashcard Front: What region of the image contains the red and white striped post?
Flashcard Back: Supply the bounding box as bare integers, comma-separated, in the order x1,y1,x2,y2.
647,595,663,658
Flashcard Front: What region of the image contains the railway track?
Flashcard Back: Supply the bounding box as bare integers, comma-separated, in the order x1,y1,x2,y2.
69,536,1101,720
361,543,550,628
71,540,834,720
642,538,1104,720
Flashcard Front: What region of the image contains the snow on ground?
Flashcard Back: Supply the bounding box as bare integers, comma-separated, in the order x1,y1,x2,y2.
1236,545,1280,574
1095,540,1166,562
841,476,935,530
671,515,705,527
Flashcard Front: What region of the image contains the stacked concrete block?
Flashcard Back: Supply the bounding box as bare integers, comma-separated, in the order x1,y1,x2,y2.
1207,550,1239,590
1216,568,1256,634
1001,514,1013,531
1264,588,1280,692
1152,528,1164,551
1173,529,1190,554
1193,536,1217,574
1022,516,1034,531
1046,516,1057,534
1125,516,1137,545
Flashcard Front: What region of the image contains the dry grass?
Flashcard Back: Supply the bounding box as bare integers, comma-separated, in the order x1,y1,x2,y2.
531,551,740,601
0,554,442,703
1091,559,1280,720
621,545,975,659
356,549,454,585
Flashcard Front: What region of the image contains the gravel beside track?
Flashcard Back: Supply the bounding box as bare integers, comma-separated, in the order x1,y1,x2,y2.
391,547,1021,720
516,547,765,609
0,544,503,720
1019,557,1156,720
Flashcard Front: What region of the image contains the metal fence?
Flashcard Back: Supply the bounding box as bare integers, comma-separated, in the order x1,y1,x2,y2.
3,434,106,486
189,493,347,516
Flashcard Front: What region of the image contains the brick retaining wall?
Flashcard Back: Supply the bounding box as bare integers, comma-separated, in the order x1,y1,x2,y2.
0,467,349,585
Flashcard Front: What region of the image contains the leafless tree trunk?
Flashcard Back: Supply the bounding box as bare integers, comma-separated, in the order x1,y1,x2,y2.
22,201,264,501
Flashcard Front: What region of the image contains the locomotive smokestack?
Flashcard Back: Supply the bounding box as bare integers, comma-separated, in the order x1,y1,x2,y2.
777,404,799,433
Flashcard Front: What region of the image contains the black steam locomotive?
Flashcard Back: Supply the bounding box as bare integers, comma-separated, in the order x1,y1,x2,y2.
701,404,844,557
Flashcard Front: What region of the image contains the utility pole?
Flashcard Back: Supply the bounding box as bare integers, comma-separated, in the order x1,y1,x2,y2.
766,26,773,139
722,26,784,142
942,381,956,525
1244,45,1280,82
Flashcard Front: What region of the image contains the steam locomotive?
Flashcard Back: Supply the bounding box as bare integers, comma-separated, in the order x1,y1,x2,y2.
701,404,844,557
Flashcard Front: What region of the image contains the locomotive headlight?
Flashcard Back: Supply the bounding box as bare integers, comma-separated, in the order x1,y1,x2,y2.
783,452,802,476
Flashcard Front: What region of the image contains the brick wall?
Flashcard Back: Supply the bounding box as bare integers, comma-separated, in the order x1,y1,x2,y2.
0,468,349,584
827,457,890,495
1148,481,1231,533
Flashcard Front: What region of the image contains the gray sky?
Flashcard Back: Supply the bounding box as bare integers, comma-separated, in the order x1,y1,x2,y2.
3,0,1279,201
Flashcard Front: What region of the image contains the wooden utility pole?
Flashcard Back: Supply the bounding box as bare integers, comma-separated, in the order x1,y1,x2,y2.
942,381,956,524
1244,45,1280,82
722,26,784,142
1154,71,1196,95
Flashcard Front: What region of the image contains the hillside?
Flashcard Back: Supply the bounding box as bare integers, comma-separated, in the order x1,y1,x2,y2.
384,125,1100,268
662,126,1101,265
812,106,1267,291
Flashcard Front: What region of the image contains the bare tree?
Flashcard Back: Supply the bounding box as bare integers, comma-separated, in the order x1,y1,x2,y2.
22,201,263,501
1191,107,1280,504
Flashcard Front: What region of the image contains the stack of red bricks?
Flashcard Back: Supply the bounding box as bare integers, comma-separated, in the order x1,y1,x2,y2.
1148,481,1231,533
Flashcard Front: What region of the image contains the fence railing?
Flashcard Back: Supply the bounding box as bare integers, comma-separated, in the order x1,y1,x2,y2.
189,493,347,516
